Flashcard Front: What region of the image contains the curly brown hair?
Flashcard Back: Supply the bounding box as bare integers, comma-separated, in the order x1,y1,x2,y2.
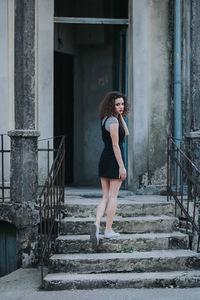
99,91,129,120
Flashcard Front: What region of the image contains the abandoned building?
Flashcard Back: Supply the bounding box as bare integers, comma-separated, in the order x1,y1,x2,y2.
1,0,200,289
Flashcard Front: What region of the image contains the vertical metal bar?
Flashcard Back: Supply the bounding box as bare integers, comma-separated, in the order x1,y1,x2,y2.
175,148,178,193
39,197,44,283
175,149,179,216
192,186,197,235
53,177,56,243
47,140,50,176
47,181,50,256
167,136,170,202
50,174,53,250
56,171,59,236
62,138,65,204
186,181,190,234
44,191,47,247
197,233,200,252
1,135,5,202
59,162,62,229
180,142,183,217
50,176,53,236
170,138,173,200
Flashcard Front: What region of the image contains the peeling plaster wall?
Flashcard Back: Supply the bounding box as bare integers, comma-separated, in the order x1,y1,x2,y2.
129,0,171,194
146,0,170,189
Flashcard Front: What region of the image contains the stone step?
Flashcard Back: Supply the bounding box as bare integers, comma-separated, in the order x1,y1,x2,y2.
49,249,200,274
56,232,189,253
60,215,179,235
65,187,133,198
62,196,174,218
43,270,200,290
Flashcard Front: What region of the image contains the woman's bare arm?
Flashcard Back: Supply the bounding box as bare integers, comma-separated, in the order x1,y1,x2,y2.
110,123,126,180
119,115,129,136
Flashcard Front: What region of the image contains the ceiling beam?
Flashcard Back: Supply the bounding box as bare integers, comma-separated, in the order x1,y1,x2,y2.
54,17,129,25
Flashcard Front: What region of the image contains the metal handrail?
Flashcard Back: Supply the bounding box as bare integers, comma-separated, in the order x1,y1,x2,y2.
39,136,65,284
0,134,65,202
167,136,200,252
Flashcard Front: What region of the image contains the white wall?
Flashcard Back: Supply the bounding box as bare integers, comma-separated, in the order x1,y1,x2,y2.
37,0,54,183
0,0,14,185
0,0,9,134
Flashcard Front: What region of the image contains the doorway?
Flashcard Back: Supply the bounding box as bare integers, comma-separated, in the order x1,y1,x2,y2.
54,52,74,184
54,0,128,187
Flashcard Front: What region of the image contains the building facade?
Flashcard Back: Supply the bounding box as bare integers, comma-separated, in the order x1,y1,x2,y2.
0,0,200,274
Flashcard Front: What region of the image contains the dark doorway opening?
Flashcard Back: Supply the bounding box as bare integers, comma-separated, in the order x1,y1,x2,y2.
54,51,74,184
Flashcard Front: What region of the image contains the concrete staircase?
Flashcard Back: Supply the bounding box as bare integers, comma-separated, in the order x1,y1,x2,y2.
43,190,200,289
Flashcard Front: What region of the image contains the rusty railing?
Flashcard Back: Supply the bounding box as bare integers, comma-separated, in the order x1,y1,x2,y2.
0,134,63,202
167,136,200,252
38,136,65,283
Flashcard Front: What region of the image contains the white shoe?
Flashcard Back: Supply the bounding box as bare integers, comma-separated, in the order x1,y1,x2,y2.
104,229,120,239
90,223,99,247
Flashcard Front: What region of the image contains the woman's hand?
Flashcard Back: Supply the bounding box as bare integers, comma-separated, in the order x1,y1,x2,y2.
119,166,126,181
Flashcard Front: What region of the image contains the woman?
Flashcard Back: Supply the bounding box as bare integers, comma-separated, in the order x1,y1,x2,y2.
90,91,129,247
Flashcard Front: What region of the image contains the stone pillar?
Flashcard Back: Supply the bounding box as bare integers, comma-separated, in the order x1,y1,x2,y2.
128,0,149,192
8,130,39,204
7,0,40,266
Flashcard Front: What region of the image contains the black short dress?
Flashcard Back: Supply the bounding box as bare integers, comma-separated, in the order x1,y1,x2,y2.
98,117,125,179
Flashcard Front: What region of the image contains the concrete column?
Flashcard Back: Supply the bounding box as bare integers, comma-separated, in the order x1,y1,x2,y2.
14,0,36,130
128,0,170,193
128,0,149,191
7,0,40,266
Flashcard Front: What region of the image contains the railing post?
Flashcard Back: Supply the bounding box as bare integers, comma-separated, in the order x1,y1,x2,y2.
39,197,44,284
167,136,170,202
1,134,5,202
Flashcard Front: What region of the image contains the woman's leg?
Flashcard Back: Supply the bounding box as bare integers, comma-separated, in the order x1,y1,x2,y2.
96,177,110,227
105,179,122,232
90,177,110,247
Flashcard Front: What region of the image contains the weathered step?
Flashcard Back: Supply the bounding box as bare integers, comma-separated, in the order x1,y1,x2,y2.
62,197,174,218
60,215,179,235
44,270,200,290
56,232,189,254
49,250,200,274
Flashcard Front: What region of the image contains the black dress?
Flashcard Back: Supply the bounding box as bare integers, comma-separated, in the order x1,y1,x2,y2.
98,117,125,179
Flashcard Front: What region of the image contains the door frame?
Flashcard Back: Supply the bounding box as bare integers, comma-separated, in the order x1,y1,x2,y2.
54,14,131,189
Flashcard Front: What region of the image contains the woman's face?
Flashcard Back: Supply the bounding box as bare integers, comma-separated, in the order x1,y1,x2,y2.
114,97,124,116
